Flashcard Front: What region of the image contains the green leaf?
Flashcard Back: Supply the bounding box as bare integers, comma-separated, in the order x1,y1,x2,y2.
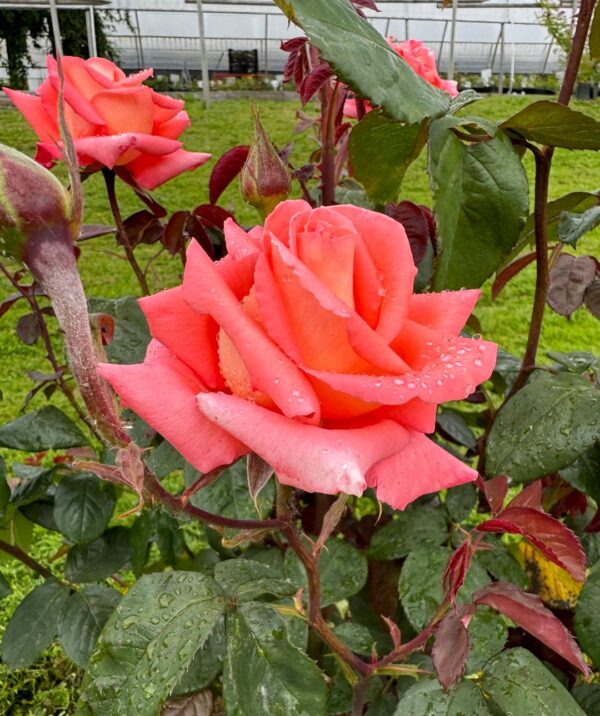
53,473,116,544
88,296,150,365
561,445,600,504
437,410,477,450
574,561,600,666
429,116,529,290
58,585,121,668
224,601,327,716
144,440,185,480
572,683,600,715
333,622,376,657
393,679,490,715
486,372,600,482
558,205,600,247
288,0,450,124
0,456,9,516
465,607,508,673
548,350,600,375
445,484,477,523
190,459,274,537
0,571,11,599
78,572,225,716
474,543,528,589
398,546,489,631
369,506,448,560
0,406,88,451
214,559,296,602
2,578,70,668
0,510,33,561
502,101,600,150
171,618,225,697
7,466,54,511
285,538,368,606
348,111,427,203
65,526,131,582
481,648,585,714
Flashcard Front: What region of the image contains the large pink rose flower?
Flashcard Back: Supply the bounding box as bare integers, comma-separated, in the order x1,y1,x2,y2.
99,201,496,510
4,56,210,190
344,38,459,119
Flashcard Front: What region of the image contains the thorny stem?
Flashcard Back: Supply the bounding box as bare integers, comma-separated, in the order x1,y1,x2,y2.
0,539,56,581
102,169,150,296
320,81,340,206
509,0,596,395
0,263,103,443
351,678,370,716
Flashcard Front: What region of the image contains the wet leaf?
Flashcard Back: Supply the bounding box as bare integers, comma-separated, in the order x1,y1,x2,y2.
558,205,600,247
547,254,597,317
214,559,295,602
369,506,448,560
574,561,600,667
65,527,131,583
88,296,150,365
465,607,508,673
393,679,490,715
0,406,88,451
432,610,469,689
53,472,116,544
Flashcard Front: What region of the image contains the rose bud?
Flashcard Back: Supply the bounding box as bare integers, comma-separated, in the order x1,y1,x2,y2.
0,143,127,446
240,112,292,219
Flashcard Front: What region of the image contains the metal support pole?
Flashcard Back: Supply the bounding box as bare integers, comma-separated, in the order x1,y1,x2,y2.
385,17,391,38
498,22,505,94
195,0,211,107
86,7,97,57
542,37,554,74
448,0,458,81
404,18,409,41
438,20,448,67
134,10,145,68
508,41,516,93
48,0,63,56
263,13,268,75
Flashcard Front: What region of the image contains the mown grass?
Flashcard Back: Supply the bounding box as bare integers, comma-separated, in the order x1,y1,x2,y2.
0,93,599,712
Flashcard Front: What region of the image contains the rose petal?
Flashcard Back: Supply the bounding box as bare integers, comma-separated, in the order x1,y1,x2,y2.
46,56,106,126
224,218,261,260
409,290,481,335
3,89,58,143
263,199,312,249
333,205,416,341
377,399,438,433
198,392,408,496
155,110,191,139
306,335,497,406
353,237,383,328
138,287,224,390
126,148,211,190
98,341,246,473
183,242,320,420
91,86,155,135
367,432,477,510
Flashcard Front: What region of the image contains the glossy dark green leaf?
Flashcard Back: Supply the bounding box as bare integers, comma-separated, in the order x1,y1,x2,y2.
224,602,326,716
58,585,121,668
0,456,9,516
486,372,600,481
53,473,116,544
20,496,59,532
369,506,448,560
78,572,225,716
333,622,376,657
502,101,600,150
2,578,70,668
214,559,296,602
285,538,368,606
171,618,225,697
348,111,427,203
398,546,489,630
129,509,156,577
144,440,185,479
0,571,11,599
65,526,131,582
465,607,508,672
155,510,185,567
558,205,600,247
482,648,585,714
393,679,490,715
574,562,600,666
474,544,527,589
429,116,529,290
88,296,150,365
0,406,88,451
561,444,600,503
437,410,477,450
572,683,600,715
445,484,477,523
8,466,54,510
288,0,450,123
548,350,600,375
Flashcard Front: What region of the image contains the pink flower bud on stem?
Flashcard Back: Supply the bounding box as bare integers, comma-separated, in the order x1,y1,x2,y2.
0,144,128,446
240,109,292,220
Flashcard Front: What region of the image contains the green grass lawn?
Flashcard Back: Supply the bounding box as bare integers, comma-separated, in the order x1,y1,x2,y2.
0,93,600,712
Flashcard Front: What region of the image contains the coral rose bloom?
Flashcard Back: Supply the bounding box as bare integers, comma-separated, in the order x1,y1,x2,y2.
99,201,496,510
4,56,210,190
344,38,458,119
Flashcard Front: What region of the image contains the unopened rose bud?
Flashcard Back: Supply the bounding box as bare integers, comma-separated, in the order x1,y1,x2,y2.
240,111,292,219
0,143,75,259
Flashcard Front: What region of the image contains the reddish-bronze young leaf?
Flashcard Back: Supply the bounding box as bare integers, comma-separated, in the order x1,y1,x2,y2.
281,37,310,86
506,480,543,511
443,541,473,602
477,506,586,581
473,581,589,675
547,254,597,317
300,63,333,105
585,505,600,533
384,201,436,266
492,251,537,300
192,204,234,230
163,211,189,256
208,146,250,205
477,475,508,515
432,610,470,690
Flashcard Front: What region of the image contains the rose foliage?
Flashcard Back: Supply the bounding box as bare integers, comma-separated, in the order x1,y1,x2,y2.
1,0,600,714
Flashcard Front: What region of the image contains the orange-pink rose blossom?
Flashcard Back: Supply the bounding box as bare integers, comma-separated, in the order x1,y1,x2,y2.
5,56,210,190
99,201,496,510
344,38,459,118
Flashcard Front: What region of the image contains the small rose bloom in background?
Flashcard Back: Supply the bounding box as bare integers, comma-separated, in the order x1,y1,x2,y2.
344,38,459,118
4,56,211,190
100,201,496,510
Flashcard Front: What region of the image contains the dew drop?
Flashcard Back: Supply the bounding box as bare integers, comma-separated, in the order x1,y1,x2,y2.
407,382,416,389
474,359,483,367
393,378,404,386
